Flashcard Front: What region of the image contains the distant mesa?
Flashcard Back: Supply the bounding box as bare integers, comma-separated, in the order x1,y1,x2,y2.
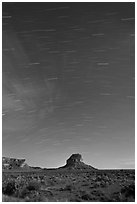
2,154,97,171
59,153,97,170
2,157,29,170
2,157,43,171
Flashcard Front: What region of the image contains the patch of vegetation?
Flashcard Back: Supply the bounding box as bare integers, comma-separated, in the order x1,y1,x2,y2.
121,183,135,199
2,180,16,196
2,169,135,202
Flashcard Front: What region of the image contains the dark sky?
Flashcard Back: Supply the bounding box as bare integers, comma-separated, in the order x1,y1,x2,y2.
2,2,135,169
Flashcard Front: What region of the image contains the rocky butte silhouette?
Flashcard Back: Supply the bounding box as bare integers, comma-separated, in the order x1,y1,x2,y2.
2,154,97,171
59,153,97,170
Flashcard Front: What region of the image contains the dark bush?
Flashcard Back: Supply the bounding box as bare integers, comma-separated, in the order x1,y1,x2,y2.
81,193,92,201
2,180,16,196
63,184,75,191
14,180,40,199
26,181,40,191
16,187,30,198
121,183,135,198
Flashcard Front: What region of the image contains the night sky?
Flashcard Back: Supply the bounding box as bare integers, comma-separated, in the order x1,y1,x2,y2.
2,2,135,169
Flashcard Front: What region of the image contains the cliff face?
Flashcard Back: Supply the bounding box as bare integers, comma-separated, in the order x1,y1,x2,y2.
66,154,83,166
60,154,97,170
2,157,27,170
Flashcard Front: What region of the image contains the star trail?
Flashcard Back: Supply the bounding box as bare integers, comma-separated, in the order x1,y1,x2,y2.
2,2,135,169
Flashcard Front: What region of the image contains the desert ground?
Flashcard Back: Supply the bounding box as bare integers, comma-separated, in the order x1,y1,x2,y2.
2,168,135,202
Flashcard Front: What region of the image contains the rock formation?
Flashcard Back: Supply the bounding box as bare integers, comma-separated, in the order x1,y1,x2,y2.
2,157,29,170
2,153,97,171
59,153,97,170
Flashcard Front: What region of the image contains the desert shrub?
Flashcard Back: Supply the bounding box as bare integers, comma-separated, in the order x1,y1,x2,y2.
110,192,122,202
2,180,16,196
14,181,40,200
79,190,109,202
16,189,45,202
76,190,94,201
16,187,30,198
26,180,40,191
24,191,43,202
121,183,135,199
91,189,110,201
13,180,41,199
47,179,56,186
81,193,93,201
15,178,27,190
63,184,76,192
109,184,135,202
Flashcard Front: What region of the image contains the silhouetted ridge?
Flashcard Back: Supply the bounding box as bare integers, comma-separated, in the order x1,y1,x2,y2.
2,154,97,171
59,153,97,170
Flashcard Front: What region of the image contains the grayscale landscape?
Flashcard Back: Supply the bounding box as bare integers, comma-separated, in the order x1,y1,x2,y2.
2,2,135,202
2,154,135,202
